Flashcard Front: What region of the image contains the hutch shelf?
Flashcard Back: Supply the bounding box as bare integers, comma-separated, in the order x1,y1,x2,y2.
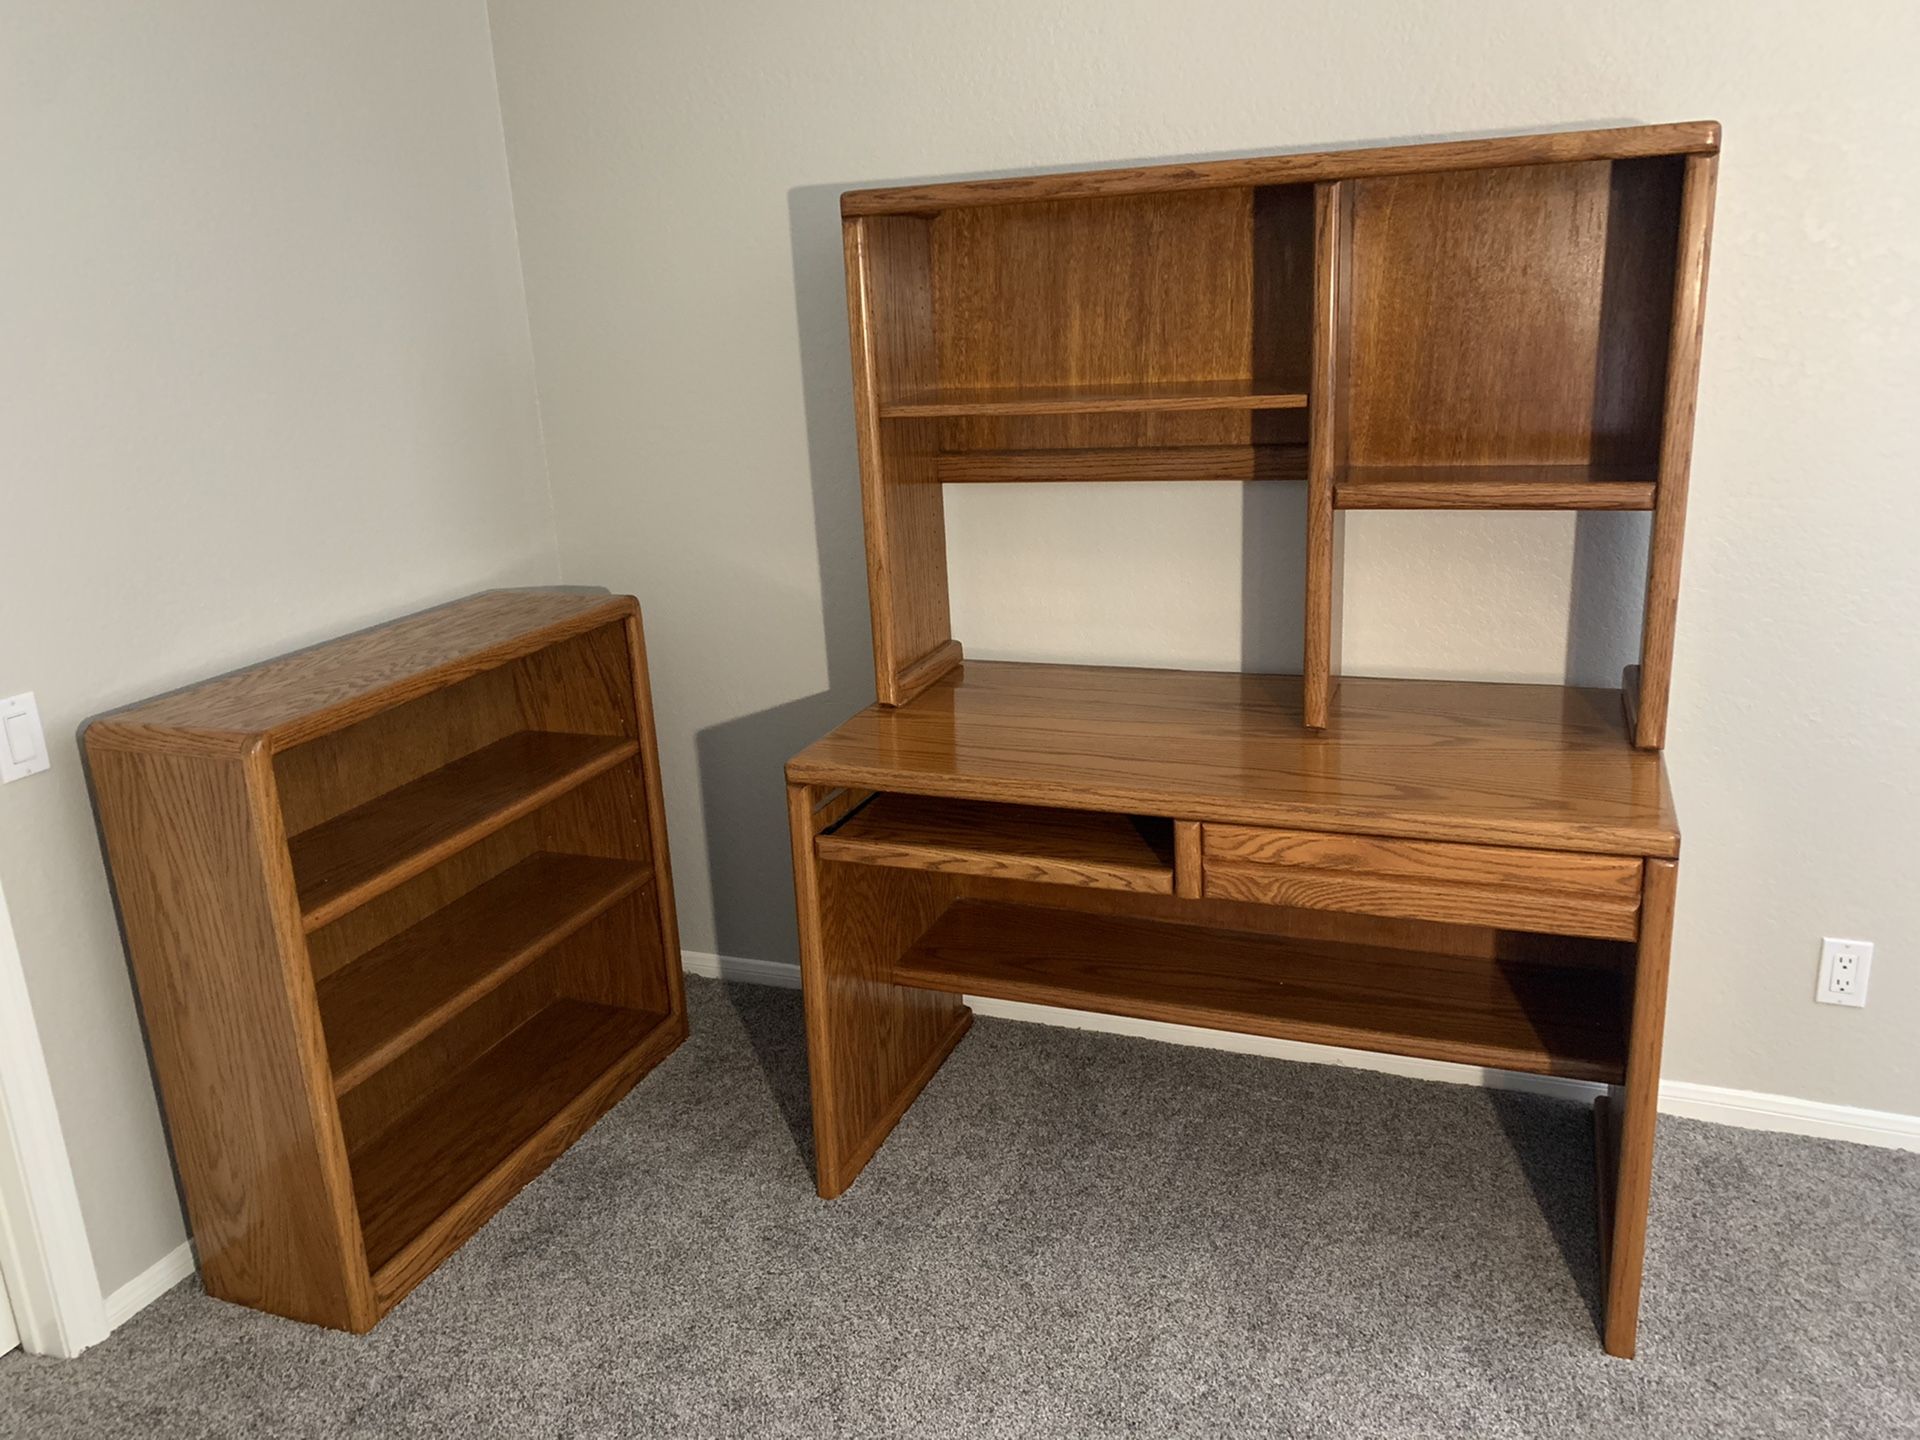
792,122,1717,1359
88,589,686,1331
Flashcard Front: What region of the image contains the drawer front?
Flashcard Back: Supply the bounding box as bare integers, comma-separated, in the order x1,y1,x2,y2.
1201,826,1642,940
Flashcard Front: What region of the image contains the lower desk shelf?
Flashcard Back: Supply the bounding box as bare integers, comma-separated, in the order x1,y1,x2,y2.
893,899,1626,1083
349,998,669,1304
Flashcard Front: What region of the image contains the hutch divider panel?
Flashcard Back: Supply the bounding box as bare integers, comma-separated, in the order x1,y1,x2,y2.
803,124,1715,1360
844,122,1717,742
87,589,686,1331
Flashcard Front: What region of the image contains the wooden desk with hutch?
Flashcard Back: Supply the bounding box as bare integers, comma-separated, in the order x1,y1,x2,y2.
786,122,1716,1358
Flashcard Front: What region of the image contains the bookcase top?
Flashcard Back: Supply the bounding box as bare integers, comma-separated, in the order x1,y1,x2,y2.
841,120,1719,216
88,588,635,753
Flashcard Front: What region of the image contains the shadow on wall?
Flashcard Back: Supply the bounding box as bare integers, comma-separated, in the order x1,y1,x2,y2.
1567,511,1652,689
692,183,878,969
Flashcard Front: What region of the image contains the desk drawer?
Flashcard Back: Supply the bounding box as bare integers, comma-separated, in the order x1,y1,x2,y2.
1200,826,1642,940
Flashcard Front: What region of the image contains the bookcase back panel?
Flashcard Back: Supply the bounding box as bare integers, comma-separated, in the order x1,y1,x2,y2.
303,762,655,982
1344,157,1682,468
273,622,639,836
928,188,1313,451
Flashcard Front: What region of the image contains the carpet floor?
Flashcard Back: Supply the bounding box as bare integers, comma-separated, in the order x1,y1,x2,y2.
2,975,1916,1438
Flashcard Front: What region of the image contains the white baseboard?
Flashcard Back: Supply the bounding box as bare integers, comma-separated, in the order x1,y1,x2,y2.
104,1241,194,1331
682,950,801,989
685,954,1920,1153
1656,1080,1920,1151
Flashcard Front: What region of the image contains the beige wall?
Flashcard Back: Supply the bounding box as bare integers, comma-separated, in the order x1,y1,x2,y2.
489,0,1920,1118
0,3,556,1294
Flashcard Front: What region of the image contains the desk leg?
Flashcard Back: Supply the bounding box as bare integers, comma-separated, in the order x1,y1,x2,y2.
1599,856,1677,1358
788,782,971,1198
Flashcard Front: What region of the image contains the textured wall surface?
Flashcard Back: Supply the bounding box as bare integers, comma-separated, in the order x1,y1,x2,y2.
0,2,556,1293
489,0,1920,1118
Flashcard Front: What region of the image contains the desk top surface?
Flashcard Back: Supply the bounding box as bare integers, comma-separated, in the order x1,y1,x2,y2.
787,661,1677,858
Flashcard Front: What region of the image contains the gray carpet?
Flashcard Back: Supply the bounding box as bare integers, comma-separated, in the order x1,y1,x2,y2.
3,976,1917,1438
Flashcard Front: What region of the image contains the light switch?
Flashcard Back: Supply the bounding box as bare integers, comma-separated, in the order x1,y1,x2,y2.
0,692,50,782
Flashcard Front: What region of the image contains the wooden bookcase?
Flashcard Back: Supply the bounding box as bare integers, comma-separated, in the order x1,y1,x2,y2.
87,589,686,1331
792,123,1717,1359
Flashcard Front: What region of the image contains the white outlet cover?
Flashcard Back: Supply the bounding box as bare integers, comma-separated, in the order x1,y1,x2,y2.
1817,937,1873,1009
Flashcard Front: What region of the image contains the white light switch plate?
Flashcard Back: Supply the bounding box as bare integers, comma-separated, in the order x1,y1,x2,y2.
0,692,50,783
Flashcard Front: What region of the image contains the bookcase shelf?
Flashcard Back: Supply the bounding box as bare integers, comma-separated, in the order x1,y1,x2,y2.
289,731,639,932
1333,464,1658,511
88,589,686,1332
894,898,1626,1082
350,997,666,1296
318,851,651,1094
879,378,1308,419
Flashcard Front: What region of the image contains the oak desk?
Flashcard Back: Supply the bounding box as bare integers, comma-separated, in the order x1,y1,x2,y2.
786,660,1677,1357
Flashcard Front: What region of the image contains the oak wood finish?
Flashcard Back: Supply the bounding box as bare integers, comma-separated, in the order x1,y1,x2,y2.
842,122,1720,215
845,126,1710,723
1173,820,1205,900
288,731,638,932
894,899,1625,1082
935,445,1306,485
820,793,1174,894
318,853,650,1093
352,998,682,1307
845,215,957,706
86,589,684,1330
790,661,1678,859
1304,180,1351,727
86,743,376,1331
789,782,972,1199
1634,154,1718,749
811,125,1706,1357
1201,826,1643,940
1603,857,1678,1358
881,378,1306,419
1335,465,1656,511
786,655,1683,1353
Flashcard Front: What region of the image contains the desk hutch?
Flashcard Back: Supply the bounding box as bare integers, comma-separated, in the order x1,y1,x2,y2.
785,123,1716,1358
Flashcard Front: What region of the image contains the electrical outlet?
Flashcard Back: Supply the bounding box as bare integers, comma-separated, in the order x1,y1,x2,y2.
1816,937,1873,1008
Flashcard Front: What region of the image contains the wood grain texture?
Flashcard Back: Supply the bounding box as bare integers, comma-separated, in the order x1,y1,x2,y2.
819,793,1175,894
88,590,636,753
788,662,1679,858
1345,159,1680,469
1304,180,1352,728
882,378,1306,418
845,215,956,705
895,899,1626,1082
288,732,638,932
318,853,650,1093
1603,857,1678,1358
1202,826,1642,940
621,609,688,1028
929,191,1301,453
350,999,679,1305
843,121,1720,215
83,742,376,1330
935,444,1307,484
87,591,685,1331
954,872,1632,973
1634,154,1718,751
788,782,971,1198
1173,820,1205,900
1335,465,1655,511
